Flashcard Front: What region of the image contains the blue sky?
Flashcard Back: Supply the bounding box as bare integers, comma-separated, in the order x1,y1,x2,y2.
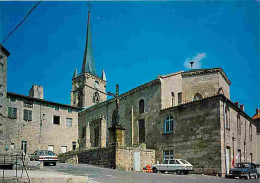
0,1,259,117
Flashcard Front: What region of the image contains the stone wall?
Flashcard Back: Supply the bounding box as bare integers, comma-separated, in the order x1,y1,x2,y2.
219,98,258,175
79,79,161,149
156,97,222,175
116,147,155,171
78,147,115,169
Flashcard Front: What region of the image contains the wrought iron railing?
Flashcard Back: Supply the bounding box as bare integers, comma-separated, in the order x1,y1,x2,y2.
0,154,30,182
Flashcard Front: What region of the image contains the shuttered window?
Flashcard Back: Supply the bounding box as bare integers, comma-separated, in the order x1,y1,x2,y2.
23,109,32,121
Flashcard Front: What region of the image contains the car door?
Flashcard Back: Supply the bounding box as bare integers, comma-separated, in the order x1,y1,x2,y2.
168,160,176,171
175,160,184,171
158,160,168,171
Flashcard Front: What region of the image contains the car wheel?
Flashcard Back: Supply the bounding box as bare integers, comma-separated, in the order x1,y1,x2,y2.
183,171,189,175
152,167,158,173
176,170,181,175
246,173,250,180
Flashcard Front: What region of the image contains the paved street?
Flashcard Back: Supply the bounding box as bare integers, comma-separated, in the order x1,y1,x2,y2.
42,163,259,183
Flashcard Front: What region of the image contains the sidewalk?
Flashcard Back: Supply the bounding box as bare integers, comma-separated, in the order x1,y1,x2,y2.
1,169,88,183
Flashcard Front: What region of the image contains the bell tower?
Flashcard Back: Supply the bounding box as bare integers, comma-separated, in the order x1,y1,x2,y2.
71,8,107,108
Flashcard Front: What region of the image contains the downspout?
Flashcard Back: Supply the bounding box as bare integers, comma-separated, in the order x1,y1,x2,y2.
223,101,227,176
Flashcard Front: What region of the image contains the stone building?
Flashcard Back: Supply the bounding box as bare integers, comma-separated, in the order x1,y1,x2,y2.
0,45,10,150
252,108,260,163
0,45,81,155
77,10,257,176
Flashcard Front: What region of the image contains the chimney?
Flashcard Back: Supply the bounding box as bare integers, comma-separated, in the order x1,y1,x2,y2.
29,85,43,99
256,108,260,115
234,102,239,107
240,104,244,111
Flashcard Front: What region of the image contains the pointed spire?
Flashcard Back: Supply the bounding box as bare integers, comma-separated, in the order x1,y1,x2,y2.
81,7,97,76
101,69,106,81
73,68,78,78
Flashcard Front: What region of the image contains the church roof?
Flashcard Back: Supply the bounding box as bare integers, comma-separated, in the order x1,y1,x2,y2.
182,68,231,85
81,9,97,77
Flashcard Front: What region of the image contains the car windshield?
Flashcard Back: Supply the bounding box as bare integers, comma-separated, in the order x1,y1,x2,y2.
234,163,249,168
39,150,54,155
180,160,189,164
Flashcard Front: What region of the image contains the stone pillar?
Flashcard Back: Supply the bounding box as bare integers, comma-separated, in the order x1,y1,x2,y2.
108,125,126,148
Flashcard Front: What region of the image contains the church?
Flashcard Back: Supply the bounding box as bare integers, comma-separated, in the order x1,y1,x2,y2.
0,8,258,177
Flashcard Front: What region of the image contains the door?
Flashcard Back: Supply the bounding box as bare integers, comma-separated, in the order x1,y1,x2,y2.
21,141,27,154
61,146,67,153
226,147,230,172
134,151,141,171
48,145,54,152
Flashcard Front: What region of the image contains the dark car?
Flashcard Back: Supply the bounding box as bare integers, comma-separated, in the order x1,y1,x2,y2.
30,150,58,166
228,162,258,180
256,164,260,179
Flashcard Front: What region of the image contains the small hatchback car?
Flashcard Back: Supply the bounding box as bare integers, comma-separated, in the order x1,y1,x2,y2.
151,159,193,175
228,162,258,180
30,150,58,166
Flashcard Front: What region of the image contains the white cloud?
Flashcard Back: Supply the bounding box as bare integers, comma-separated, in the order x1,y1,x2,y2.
184,52,207,69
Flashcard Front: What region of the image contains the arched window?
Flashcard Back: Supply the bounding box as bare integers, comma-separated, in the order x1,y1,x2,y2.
78,90,83,107
139,99,144,114
217,87,225,96
225,106,230,129
171,92,175,107
93,92,100,104
193,93,203,101
164,115,174,133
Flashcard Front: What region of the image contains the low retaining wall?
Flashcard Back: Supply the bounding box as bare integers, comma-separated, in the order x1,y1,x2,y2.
116,147,155,171
78,147,115,169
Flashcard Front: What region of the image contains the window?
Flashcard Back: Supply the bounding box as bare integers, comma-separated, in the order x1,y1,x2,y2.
61,146,67,153
193,93,203,101
237,114,241,135
178,92,182,104
164,150,174,161
8,107,17,119
11,143,15,149
23,99,33,108
171,92,175,107
237,149,241,163
93,92,100,104
66,118,72,127
23,109,32,121
55,106,59,111
249,123,252,140
72,142,76,150
68,108,72,113
139,119,145,143
139,99,144,114
82,126,86,138
53,116,60,125
112,110,117,125
217,87,225,95
78,90,83,107
164,115,174,133
225,106,230,130
48,145,54,152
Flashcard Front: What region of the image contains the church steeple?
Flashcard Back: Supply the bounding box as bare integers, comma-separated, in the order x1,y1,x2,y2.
81,8,97,76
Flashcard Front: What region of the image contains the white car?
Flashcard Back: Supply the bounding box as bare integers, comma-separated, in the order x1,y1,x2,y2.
152,159,193,175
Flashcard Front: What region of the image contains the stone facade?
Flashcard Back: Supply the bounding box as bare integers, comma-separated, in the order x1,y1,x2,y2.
2,91,81,155
78,68,257,176
0,45,10,151
252,109,260,163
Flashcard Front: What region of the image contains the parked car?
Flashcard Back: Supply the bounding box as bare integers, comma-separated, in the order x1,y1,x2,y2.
228,162,258,179
151,159,193,175
256,164,260,179
30,150,58,166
